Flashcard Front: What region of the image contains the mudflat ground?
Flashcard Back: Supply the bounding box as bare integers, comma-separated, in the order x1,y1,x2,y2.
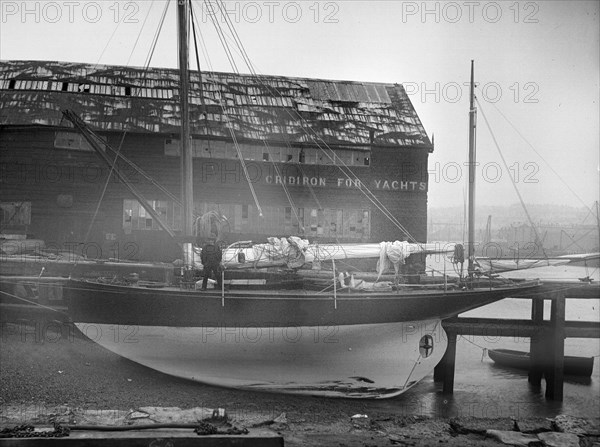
1,320,598,446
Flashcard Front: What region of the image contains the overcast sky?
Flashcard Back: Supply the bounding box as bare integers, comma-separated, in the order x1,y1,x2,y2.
1,0,598,210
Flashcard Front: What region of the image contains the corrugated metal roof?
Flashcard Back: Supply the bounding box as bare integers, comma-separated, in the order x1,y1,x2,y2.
0,60,430,147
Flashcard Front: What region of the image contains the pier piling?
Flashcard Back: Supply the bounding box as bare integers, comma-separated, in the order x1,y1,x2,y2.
434,332,457,394
546,291,566,400
528,298,545,386
437,284,598,401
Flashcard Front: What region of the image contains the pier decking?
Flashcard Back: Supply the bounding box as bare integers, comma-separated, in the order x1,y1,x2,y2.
435,281,600,400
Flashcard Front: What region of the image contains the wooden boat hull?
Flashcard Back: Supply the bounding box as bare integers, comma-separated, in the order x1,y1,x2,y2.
65,279,540,398
488,349,594,377
66,280,539,327
74,320,446,398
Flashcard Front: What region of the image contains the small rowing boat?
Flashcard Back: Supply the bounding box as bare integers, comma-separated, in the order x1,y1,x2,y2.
488,349,594,377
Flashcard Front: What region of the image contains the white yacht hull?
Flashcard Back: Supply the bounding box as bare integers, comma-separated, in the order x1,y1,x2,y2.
75,319,447,398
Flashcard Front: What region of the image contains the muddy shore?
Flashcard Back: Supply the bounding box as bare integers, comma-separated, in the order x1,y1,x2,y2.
1,321,598,446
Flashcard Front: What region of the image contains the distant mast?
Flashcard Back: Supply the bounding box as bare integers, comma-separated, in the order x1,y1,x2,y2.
596,201,600,252
178,0,194,266
467,60,477,279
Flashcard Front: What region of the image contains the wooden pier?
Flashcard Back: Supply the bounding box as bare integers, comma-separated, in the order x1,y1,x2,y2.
434,282,600,400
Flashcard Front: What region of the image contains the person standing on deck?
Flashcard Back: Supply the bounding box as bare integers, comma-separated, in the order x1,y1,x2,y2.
200,238,222,290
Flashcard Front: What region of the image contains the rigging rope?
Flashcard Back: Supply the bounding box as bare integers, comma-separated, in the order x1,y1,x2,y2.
82,2,169,246
215,0,256,71
79,0,175,257
192,3,212,70
262,141,303,229
126,0,156,66
82,131,127,245
192,1,264,216
227,116,263,216
202,0,239,72
476,98,548,261
190,2,211,144
294,161,324,211
490,102,596,216
265,111,326,213
93,0,133,68
248,91,418,241
0,289,64,313
143,0,171,69
459,335,488,361
194,0,424,245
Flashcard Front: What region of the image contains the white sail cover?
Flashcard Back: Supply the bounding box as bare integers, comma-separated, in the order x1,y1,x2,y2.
193,237,455,272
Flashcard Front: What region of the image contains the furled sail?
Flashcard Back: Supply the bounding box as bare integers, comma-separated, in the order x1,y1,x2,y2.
193,237,455,272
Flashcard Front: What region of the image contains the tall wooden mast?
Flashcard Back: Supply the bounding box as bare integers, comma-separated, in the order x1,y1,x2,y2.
178,0,194,266
467,60,477,279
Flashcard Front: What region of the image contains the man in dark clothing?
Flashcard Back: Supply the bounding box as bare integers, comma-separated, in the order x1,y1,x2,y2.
200,239,222,290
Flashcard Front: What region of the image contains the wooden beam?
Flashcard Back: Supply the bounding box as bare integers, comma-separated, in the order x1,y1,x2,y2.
0,428,283,446
512,282,600,299
442,318,600,338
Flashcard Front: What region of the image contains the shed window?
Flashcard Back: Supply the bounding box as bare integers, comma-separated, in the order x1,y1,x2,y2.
0,202,31,226
54,131,106,152
123,200,181,231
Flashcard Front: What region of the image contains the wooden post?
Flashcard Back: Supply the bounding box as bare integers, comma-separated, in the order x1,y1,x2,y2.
435,331,457,394
545,291,565,400
433,356,444,382
434,326,448,381
221,269,225,307
528,298,545,386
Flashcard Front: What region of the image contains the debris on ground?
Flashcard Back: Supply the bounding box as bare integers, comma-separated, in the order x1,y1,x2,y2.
1,405,599,447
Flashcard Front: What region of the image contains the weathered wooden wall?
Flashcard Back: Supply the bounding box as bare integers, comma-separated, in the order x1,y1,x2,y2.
1,128,429,261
